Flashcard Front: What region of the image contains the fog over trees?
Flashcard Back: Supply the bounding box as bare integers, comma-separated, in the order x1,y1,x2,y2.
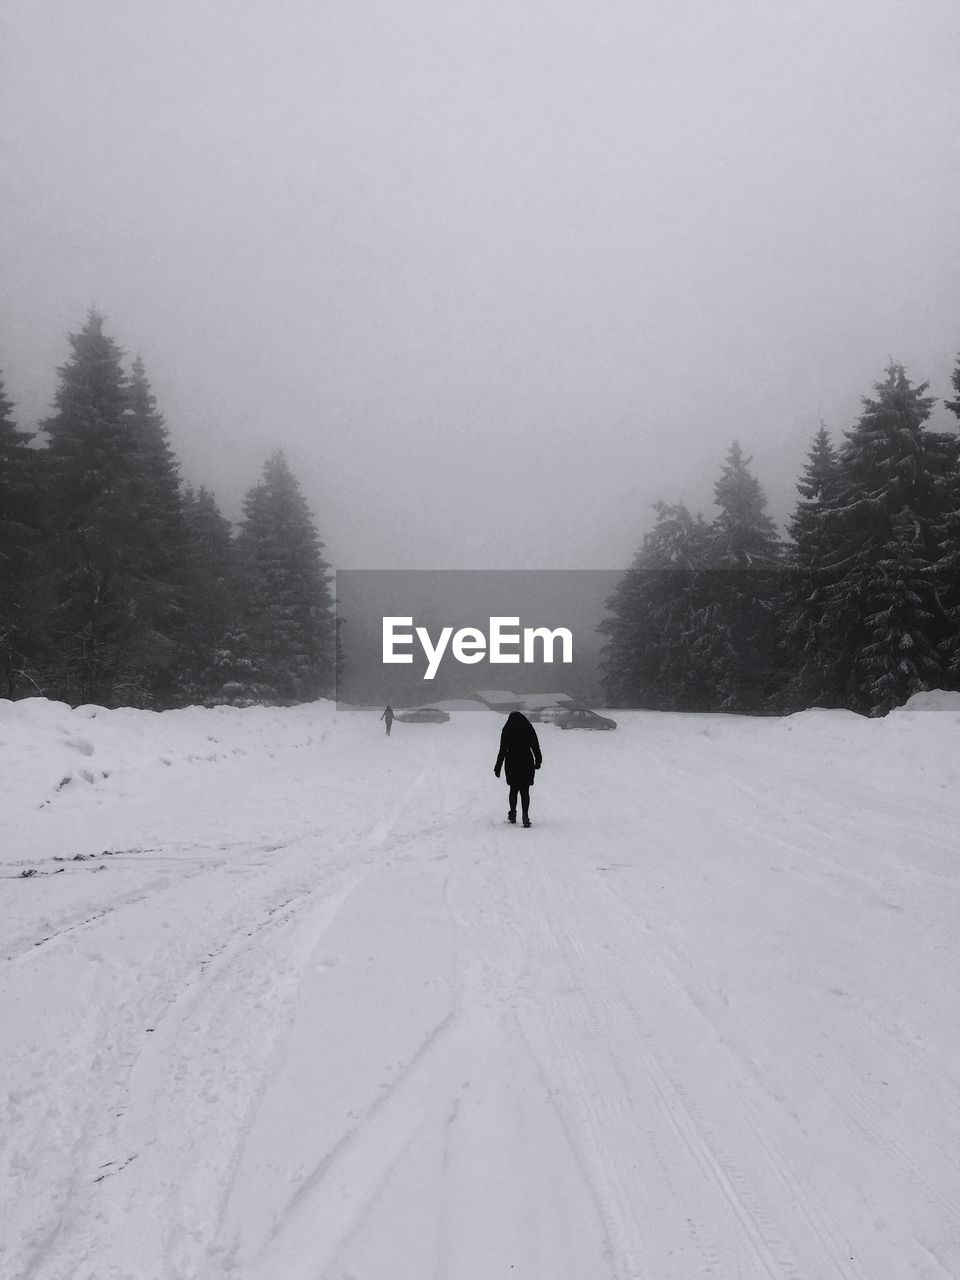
602,361,960,717
1,314,958,716
0,313,336,708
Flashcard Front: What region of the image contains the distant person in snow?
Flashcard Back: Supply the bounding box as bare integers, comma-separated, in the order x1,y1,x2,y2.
381,704,395,736
494,710,542,827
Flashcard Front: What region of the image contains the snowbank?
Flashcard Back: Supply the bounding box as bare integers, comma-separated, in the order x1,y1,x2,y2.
897,689,960,713
0,697,337,862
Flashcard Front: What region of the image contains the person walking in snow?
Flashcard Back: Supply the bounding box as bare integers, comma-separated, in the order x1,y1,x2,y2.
381,704,395,736
494,710,542,827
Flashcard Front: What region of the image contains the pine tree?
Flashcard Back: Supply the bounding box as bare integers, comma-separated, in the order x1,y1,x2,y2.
601,501,714,709
234,451,336,704
123,356,189,704
937,350,960,677
707,442,784,712
42,313,132,703
946,351,960,420
600,559,653,707
180,485,239,703
126,357,186,560
782,426,845,708
822,363,953,714
42,313,183,706
786,426,841,560
0,372,44,697
712,440,783,570
205,624,275,708
860,508,942,714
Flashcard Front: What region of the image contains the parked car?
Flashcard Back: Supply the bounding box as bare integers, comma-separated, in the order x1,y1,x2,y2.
394,707,450,724
557,708,616,731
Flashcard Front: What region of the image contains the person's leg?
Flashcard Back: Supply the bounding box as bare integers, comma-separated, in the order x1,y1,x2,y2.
508,785,518,821
520,784,530,825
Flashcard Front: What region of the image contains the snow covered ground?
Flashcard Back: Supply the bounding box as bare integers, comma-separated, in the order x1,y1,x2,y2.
2,694,959,1280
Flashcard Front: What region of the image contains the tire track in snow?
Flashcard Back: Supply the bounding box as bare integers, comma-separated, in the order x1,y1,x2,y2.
652,735,958,892
580,843,911,1280
444,816,621,1279
3,857,226,962
558,827,958,1280
506,845,872,1280
595,888,876,1280
4,832,334,963
119,765,445,1280
243,1008,469,1280
35,862,371,1280
255,792,615,1280
621,742,960,1230
609,870,960,1250
5,753,441,1280
529,725,958,1277
7,742,439,966
500,849,672,1280
628,741,957,1070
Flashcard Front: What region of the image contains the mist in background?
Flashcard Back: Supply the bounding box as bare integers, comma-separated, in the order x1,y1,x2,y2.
2,0,959,569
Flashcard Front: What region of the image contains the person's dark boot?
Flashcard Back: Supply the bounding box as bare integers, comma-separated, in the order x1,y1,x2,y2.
507,810,516,823
522,815,531,827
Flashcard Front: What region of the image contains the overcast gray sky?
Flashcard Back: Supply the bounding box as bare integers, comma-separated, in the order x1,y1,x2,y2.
2,0,959,568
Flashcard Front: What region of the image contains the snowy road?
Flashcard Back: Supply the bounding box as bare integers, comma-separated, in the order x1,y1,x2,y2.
2,699,959,1279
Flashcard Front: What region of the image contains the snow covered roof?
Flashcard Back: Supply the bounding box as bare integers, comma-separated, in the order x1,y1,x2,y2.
472,690,520,707
518,692,575,708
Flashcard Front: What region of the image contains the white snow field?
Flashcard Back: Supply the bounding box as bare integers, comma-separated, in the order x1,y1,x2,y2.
2,695,959,1280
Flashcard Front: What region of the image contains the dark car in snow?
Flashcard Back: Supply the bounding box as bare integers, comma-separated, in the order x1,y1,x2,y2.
394,707,450,724
557,708,617,731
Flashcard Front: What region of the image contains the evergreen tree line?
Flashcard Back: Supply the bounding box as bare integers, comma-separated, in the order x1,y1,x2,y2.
0,313,336,708
602,360,960,717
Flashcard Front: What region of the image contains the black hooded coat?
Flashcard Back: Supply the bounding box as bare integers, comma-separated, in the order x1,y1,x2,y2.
495,711,542,787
